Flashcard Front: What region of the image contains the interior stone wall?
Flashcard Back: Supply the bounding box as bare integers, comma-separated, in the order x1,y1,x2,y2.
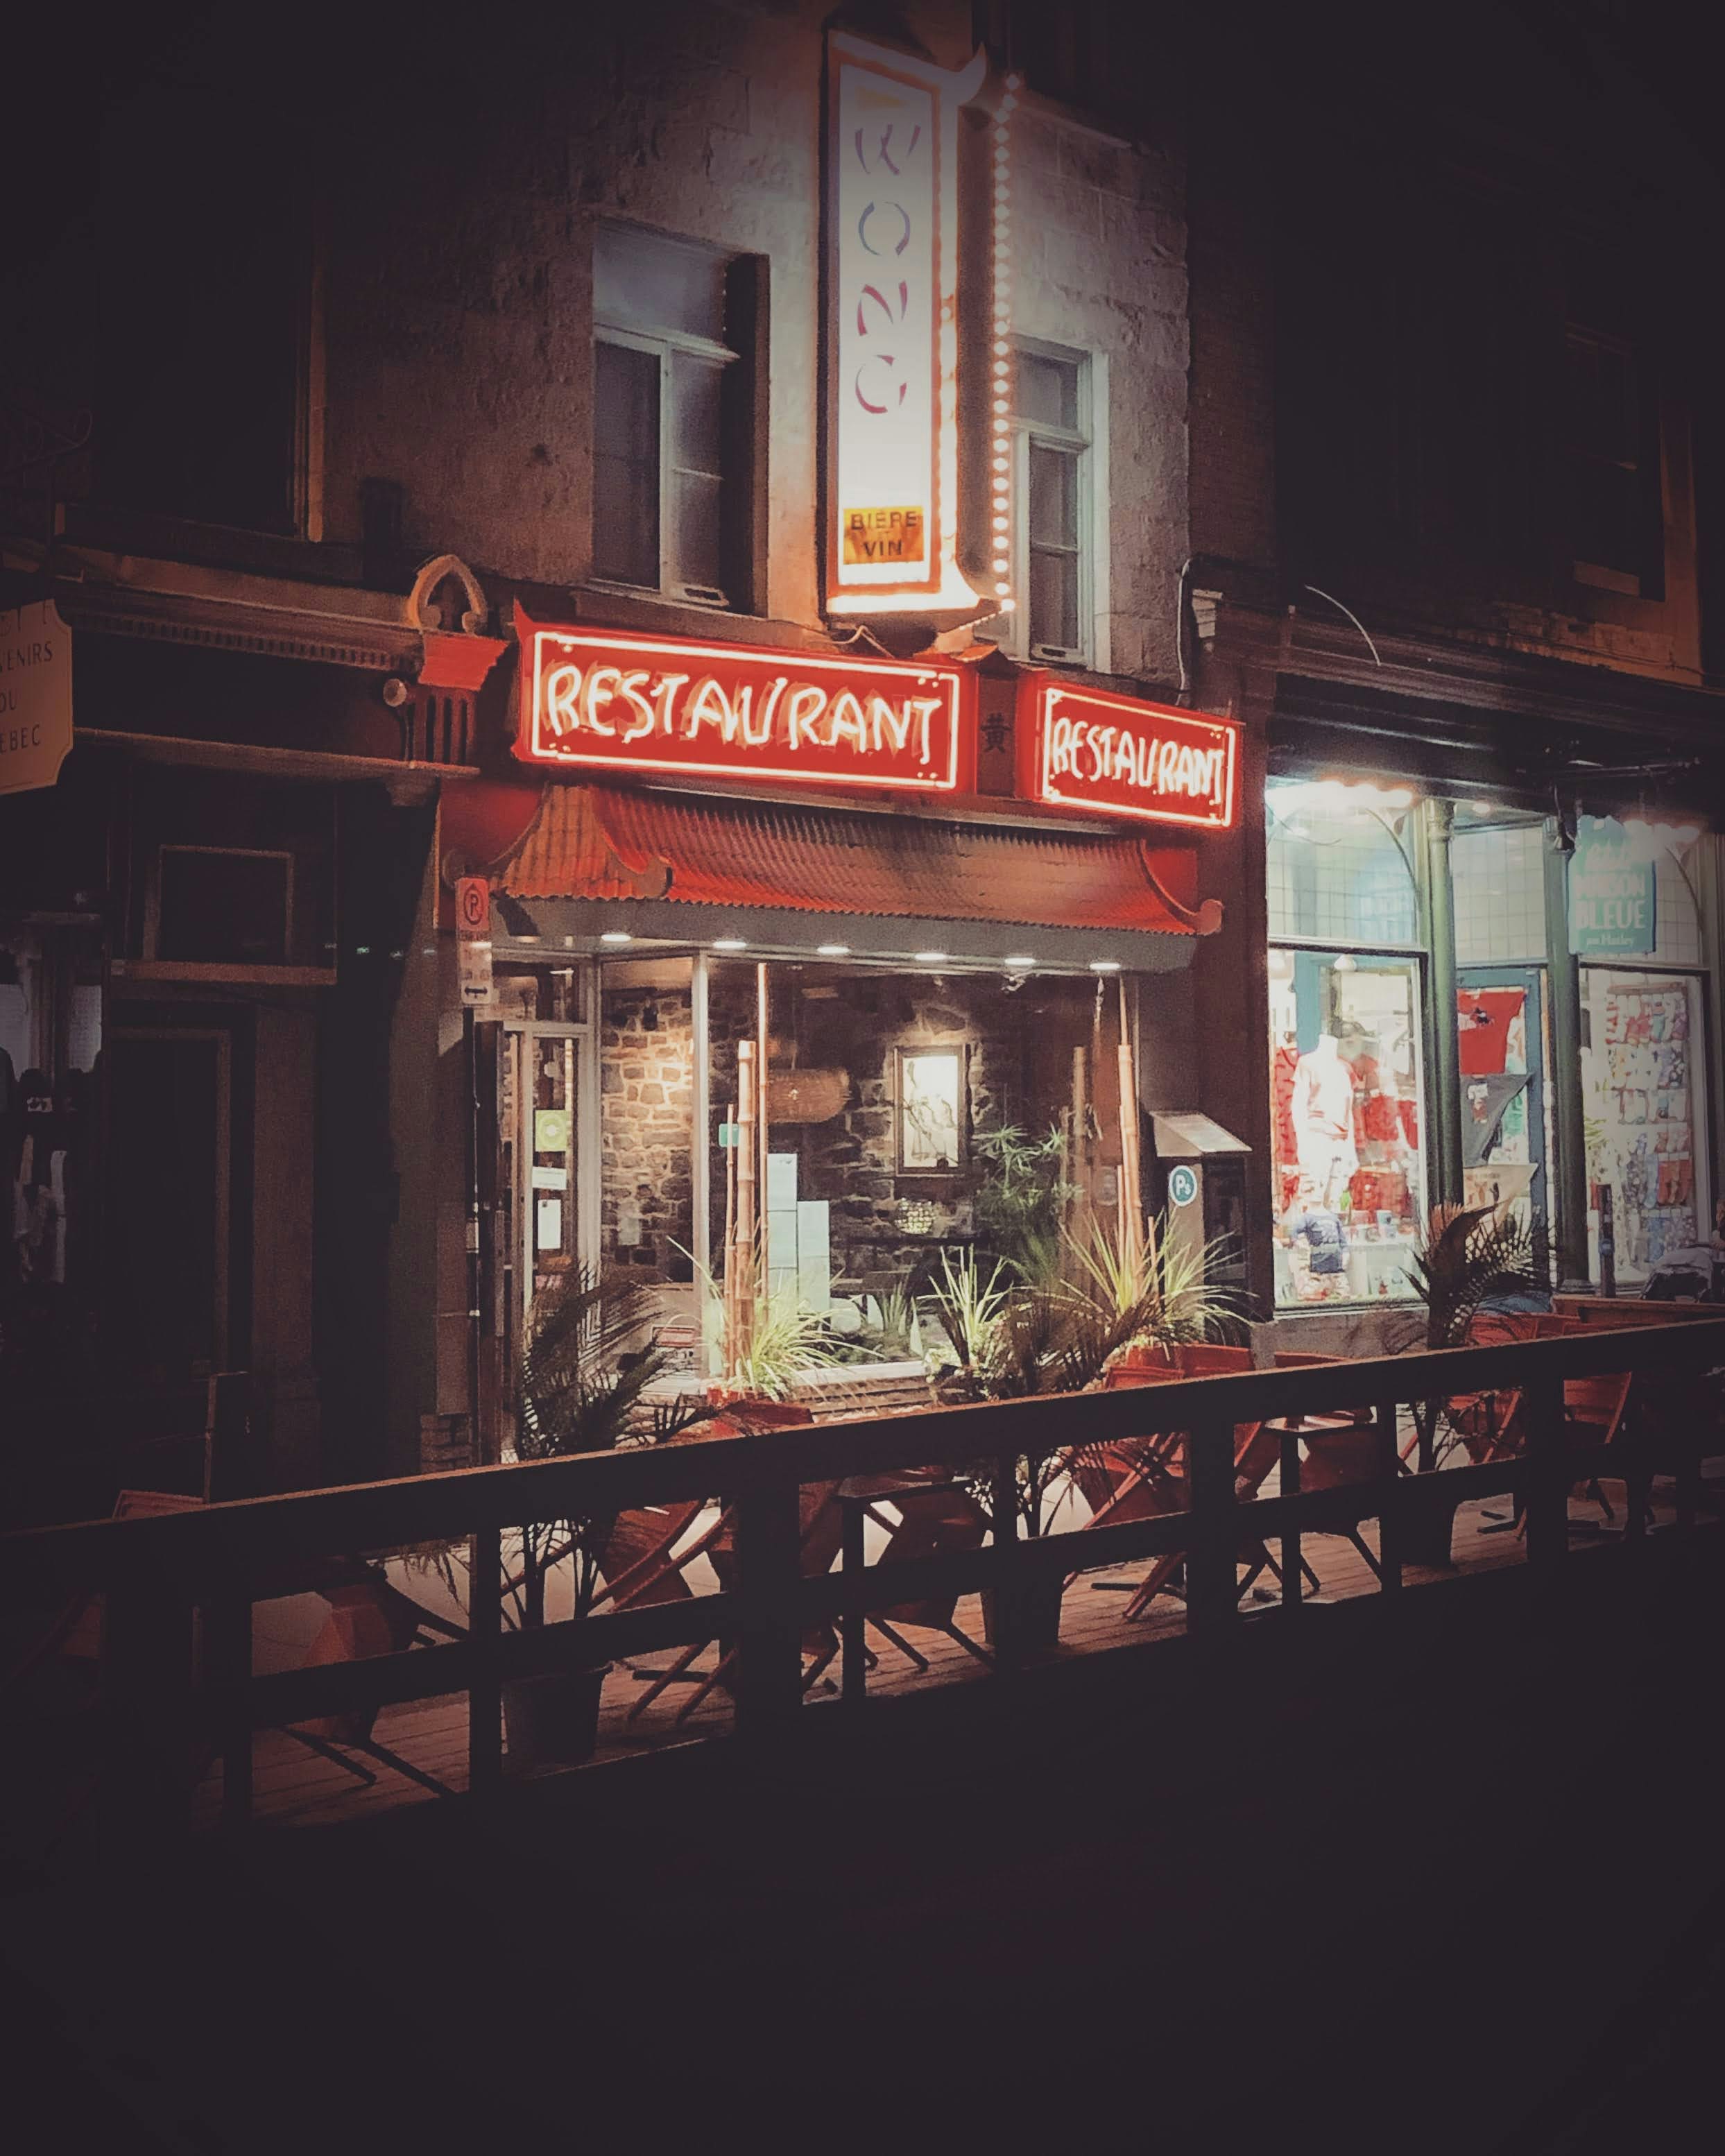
703,968,1033,1291
598,982,695,1275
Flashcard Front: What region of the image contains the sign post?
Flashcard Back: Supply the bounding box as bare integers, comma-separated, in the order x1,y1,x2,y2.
0,599,73,797
456,875,494,1008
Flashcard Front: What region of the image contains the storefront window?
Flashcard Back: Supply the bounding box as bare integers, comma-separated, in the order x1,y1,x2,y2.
1270,948,1427,1306
1267,779,1420,948
1580,968,1710,1288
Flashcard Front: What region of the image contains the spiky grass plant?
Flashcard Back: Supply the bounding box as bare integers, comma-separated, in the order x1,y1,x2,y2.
1063,1215,1244,1356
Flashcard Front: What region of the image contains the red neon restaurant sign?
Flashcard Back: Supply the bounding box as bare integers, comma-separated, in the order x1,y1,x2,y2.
515,616,963,793
1018,676,1239,832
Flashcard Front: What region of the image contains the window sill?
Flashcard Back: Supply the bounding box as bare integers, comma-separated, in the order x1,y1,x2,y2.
572,584,836,655
113,959,338,988
1572,561,1643,599
60,502,363,587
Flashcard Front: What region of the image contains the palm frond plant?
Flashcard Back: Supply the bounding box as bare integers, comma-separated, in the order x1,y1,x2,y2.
1402,1201,1540,1470
510,1265,713,1630
497,1264,718,1765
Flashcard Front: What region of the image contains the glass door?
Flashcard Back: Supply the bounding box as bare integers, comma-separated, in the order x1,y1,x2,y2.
1457,966,1552,1281
492,1020,594,1460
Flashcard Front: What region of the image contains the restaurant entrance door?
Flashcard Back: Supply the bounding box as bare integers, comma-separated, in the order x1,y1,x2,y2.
498,1019,592,1417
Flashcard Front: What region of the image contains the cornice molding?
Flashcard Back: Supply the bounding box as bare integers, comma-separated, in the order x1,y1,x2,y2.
56,572,421,673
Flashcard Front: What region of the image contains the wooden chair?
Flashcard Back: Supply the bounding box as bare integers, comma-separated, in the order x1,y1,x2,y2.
282,1571,467,1799
1074,1407,1316,1621
861,1482,994,1672
643,1478,846,1722
1177,1342,1256,1378
1271,1350,1374,1427
1290,1421,1384,1580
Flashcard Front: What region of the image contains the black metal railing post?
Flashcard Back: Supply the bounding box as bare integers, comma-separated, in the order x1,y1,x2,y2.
732,1461,805,1738
1185,1419,1239,1635
1279,1424,1303,1611
467,1523,503,1799
1374,1401,1403,1595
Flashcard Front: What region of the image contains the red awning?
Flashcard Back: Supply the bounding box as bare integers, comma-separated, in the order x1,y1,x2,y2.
490,782,1221,937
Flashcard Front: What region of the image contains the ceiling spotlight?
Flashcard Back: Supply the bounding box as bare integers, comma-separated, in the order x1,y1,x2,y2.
712,936,748,952
914,950,948,964
1089,959,1122,973
816,943,851,957
599,931,633,945
1004,954,1037,968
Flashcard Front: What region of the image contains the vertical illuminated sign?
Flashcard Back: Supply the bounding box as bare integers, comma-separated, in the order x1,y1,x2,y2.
825,32,985,616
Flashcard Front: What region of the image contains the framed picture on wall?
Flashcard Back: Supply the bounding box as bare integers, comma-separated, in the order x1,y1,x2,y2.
896,1047,968,1174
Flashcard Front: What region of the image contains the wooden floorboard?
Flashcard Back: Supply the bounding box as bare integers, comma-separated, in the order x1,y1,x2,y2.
178,1478,1679,1833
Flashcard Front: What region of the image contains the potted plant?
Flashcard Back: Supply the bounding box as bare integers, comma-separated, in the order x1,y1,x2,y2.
1399,1202,1538,1566
502,1265,712,1768
926,1228,1237,1653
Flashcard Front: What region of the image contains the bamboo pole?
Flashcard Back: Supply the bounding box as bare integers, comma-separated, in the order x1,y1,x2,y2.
1070,1044,1088,1240
1116,975,1144,1275
721,1095,737,1380
735,1043,758,1380
756,961,771,1301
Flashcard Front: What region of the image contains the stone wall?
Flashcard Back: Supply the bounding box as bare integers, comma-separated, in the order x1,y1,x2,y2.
598,982,695,1275
703,969,1034,1289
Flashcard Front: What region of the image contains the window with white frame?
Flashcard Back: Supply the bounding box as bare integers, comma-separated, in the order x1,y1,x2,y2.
592,223,752,608
1010,343,1096,666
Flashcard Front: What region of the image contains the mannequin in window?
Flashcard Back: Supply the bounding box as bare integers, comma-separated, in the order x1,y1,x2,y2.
1291,1032,1358,1209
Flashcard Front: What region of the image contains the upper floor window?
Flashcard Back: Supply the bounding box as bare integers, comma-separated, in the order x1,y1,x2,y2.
592,223,757,610
1565,325,1660,597
1009,343,1099,667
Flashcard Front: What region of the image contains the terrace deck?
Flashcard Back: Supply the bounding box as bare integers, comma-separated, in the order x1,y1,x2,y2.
177,1478,1681,1834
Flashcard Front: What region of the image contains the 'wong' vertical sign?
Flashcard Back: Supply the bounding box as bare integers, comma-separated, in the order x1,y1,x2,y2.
825,32,985,617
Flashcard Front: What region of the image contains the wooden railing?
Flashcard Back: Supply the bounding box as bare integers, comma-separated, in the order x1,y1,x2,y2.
6,1321,1723,1836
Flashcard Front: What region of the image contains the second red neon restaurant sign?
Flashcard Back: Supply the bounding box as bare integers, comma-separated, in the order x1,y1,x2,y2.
515,617,963,792
1020,677,1239,831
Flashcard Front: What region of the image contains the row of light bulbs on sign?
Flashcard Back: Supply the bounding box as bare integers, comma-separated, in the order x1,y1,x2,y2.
988,76,1021,616
597,927,1120,974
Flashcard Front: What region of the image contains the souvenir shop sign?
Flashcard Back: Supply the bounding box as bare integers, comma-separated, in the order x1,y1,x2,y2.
1018,676,1239,831
0,599,73,798
823,31,985,616
515,617,963,794
1570,817,1654,956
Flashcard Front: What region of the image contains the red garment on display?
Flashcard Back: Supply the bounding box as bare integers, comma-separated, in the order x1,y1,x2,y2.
1398,1097,1419,1149
1350,1168,1409,1221
1272,1045,1299,1173
1349,1053,1405,1145
1457,989,1522,1077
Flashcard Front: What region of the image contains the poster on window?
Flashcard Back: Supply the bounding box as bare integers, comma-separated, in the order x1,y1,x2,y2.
1580,971,1706,1285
